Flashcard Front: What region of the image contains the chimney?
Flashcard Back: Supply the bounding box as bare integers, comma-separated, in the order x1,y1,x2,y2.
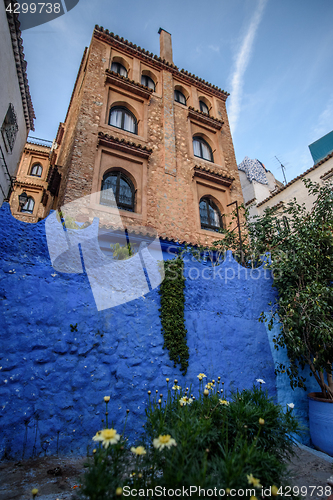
158,28,173,64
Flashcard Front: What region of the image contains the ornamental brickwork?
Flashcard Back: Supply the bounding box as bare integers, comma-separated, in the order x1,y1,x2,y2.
10,140,52,223
55,27,244,246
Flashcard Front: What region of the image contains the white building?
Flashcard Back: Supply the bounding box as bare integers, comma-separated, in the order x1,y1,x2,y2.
238,131,333,220
237,156,283,216
0,0,35,206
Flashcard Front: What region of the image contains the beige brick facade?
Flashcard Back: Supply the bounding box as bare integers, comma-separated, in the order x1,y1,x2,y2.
10,141,52,223
55,27,244,246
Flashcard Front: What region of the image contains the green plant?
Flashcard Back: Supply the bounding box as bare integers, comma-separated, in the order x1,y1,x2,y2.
110,242,136,260
159,256,189,375
56,211,84,230
214,180,333,399
80,377,301,499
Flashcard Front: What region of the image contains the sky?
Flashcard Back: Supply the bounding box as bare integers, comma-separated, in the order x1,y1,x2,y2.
21,0,333,184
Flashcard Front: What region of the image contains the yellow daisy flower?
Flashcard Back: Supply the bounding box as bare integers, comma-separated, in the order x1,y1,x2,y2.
247,473,262,488
92,428,120,448
131,446,146,455
153,434,177,450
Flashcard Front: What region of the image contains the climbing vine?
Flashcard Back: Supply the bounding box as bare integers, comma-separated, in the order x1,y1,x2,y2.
159,256,189,375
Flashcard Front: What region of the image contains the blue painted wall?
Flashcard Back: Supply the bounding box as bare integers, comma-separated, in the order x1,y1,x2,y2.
0,203,316,459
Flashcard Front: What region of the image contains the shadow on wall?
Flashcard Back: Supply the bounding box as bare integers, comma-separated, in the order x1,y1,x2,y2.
0,203,313,458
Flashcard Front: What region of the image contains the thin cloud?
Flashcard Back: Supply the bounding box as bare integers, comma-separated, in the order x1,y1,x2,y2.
310,94,333,142
228,0,268,133
208,44,220,53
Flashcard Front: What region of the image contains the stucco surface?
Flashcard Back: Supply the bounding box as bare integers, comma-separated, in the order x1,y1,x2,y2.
0,203,316,459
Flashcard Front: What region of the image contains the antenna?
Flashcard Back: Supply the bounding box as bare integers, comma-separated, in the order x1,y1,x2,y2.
275,156,287,185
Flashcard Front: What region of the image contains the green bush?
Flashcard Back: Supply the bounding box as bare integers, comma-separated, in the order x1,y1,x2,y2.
80,377,301,499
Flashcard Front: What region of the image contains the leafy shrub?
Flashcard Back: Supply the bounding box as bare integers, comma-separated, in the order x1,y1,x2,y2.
80,377,301,499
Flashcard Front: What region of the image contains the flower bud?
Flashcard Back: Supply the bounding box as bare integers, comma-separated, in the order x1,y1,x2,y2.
259,418,265,425
116,487,123,496
104,396,110,402
204,389,209,396
148,390,151,395
166,378,169,382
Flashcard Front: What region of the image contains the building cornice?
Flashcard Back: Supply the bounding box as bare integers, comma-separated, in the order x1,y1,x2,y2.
25,143,51,155
105,70,153,100
245,197,256,207
98,132,153,159
14,180,44,190
98,225,201,248
188,107,223,130
319,152,333,179
94,26,230,101
193,164,234,187
5,0,35,131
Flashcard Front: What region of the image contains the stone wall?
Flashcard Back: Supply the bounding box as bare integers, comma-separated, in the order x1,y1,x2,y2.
0,204,317,459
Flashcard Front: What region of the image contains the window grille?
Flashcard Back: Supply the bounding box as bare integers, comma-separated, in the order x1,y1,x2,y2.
199,197,223,231
100,171,135,212
1,104,18,153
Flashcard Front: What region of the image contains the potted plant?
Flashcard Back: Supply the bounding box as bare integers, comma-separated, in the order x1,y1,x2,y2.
213,179,333,454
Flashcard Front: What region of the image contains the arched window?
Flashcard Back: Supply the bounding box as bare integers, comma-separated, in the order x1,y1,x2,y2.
199,100,209,115
174,89,186,105
111,62,128,77
21,196,35,214
141,75,155,91
199,197,223,231
30,164,43,177
193,137,213,162
109,106,137,134
100,171,135,212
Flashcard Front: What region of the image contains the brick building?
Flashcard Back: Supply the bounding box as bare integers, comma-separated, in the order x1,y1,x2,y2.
9,139,55,222
49,27,244,246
